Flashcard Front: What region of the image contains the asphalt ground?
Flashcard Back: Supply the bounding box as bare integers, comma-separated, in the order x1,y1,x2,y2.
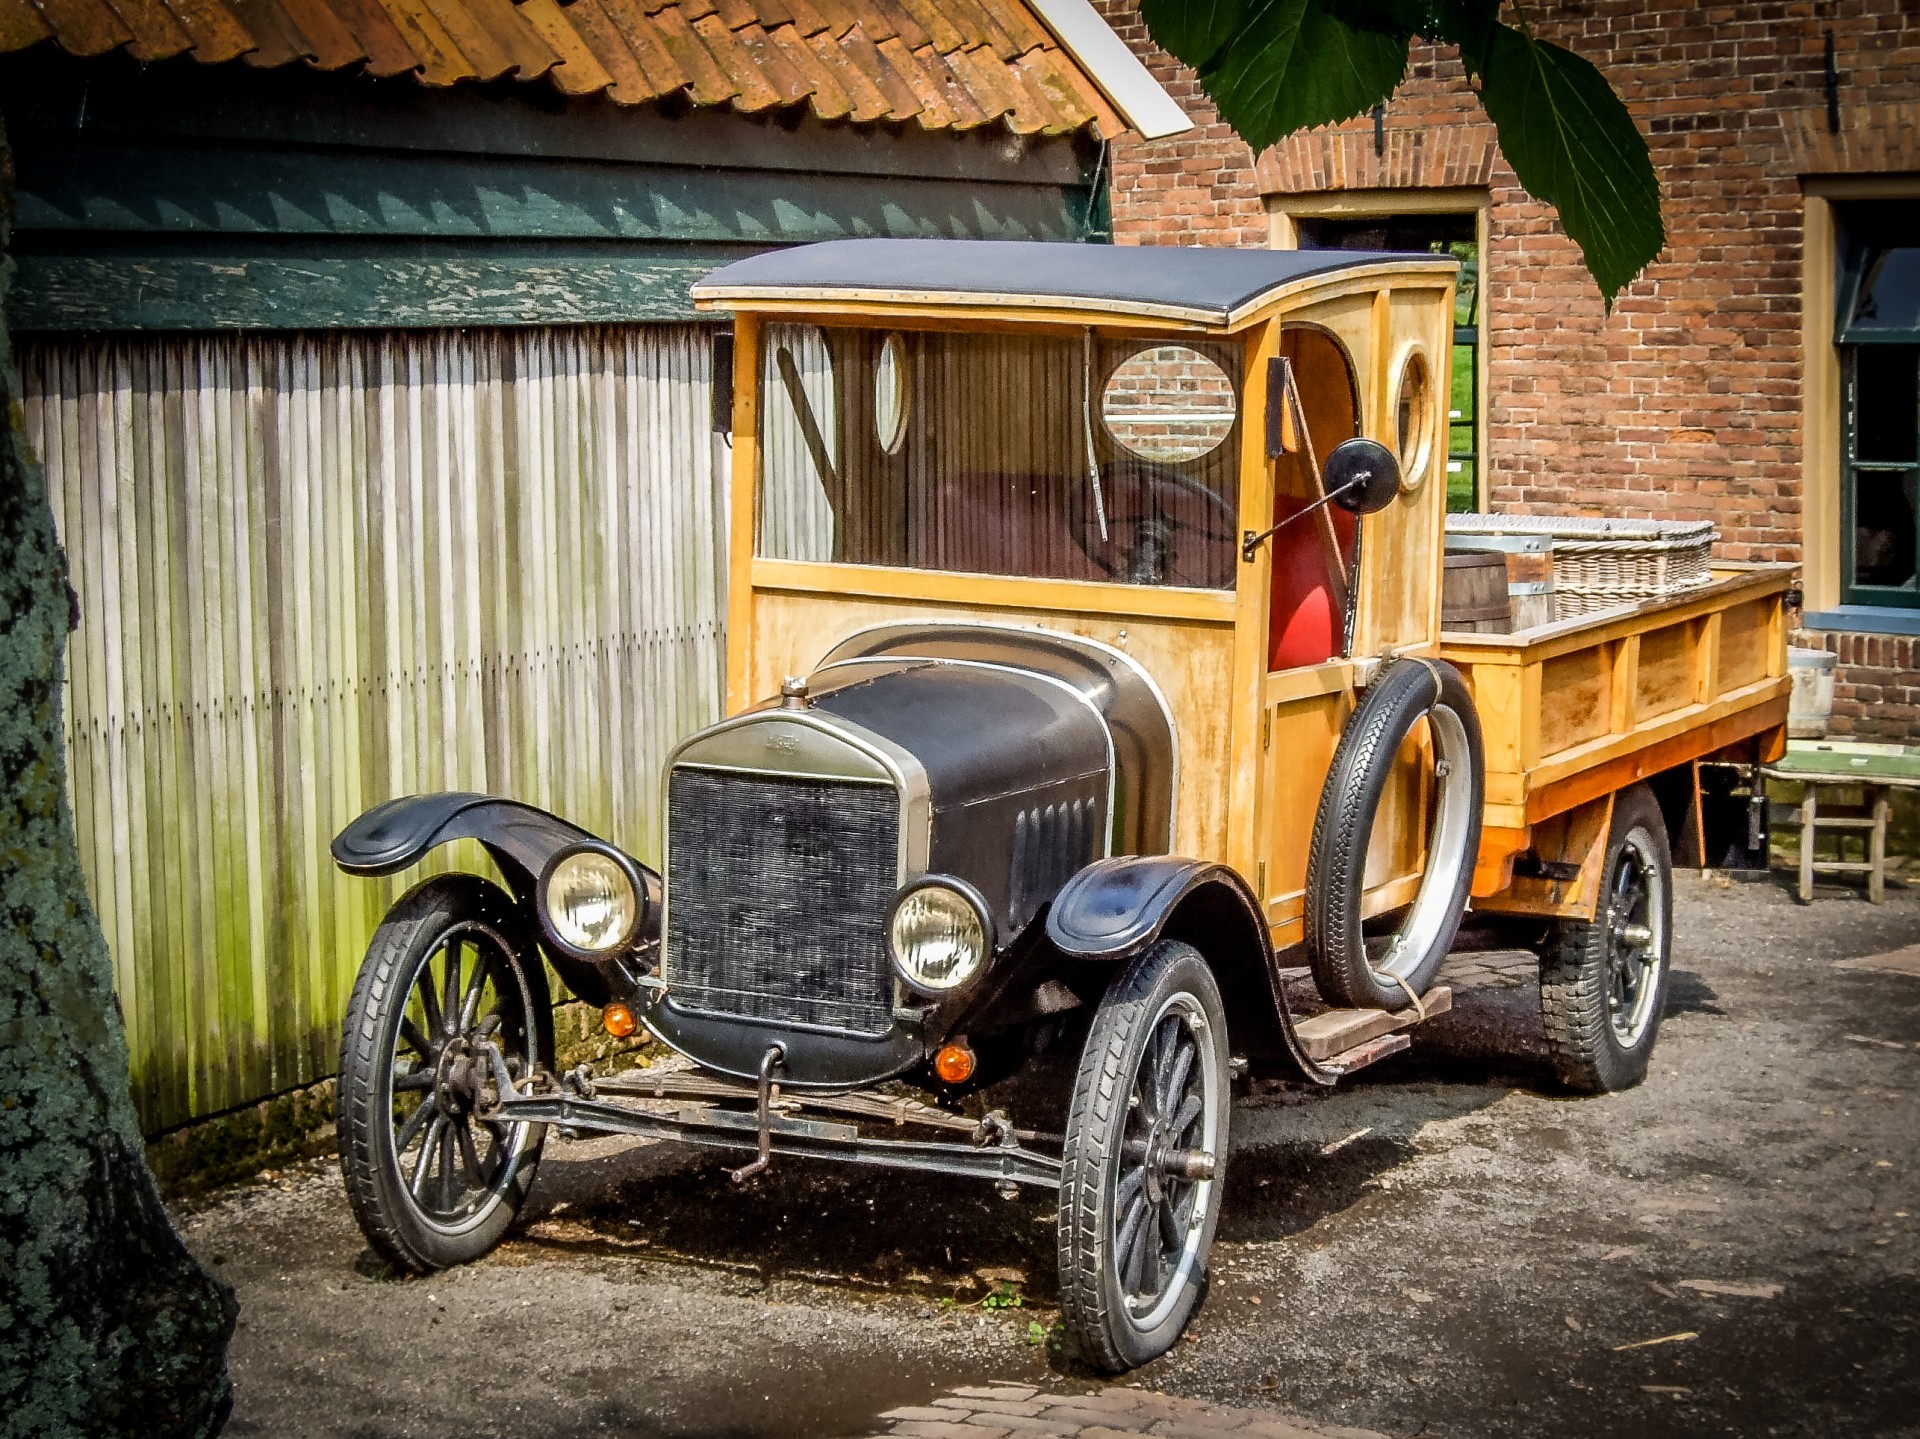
178,872,1920,1439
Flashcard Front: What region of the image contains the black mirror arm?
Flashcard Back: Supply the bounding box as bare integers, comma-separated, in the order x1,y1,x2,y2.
1240,476,1366,563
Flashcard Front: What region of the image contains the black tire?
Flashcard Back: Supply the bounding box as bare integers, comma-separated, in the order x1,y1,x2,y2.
1538,784,1673,1094
1057,941,1230,1373
337,873,553,1273
1306,659,1484,1009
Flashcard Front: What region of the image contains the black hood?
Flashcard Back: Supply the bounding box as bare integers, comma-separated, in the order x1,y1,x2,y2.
809,659,1108,817
808,658,1111,937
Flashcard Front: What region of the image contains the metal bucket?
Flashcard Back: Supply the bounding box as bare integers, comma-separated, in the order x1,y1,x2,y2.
1788,646,1838,739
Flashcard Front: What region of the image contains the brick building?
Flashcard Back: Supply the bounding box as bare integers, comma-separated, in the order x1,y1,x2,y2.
1094,0,1920,739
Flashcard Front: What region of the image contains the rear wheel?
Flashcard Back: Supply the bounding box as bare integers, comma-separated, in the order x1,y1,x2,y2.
1057,941,1229,1372
337,874,552,1273
1537,785,1673,1093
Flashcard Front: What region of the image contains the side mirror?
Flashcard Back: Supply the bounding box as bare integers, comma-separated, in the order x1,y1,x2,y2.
1325,438,1401,515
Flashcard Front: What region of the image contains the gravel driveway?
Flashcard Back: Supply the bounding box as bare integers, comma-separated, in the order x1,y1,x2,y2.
180,873,1920,1439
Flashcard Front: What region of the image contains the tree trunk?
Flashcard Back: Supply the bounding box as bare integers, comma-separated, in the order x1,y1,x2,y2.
0,119,236,1439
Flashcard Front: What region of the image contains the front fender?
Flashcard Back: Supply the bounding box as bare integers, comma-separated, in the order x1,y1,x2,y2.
1046,855,1248,961
1046,855,1336,1085
331,792,660,923
332,793,663,1009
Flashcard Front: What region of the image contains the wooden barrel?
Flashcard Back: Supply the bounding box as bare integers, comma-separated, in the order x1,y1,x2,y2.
1445,534,1557,630
1442,552,1511,632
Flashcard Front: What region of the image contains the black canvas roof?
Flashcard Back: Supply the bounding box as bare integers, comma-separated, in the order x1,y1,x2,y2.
694,239,1454,325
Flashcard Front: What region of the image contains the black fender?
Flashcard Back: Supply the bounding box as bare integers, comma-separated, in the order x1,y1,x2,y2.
331,793,662,1006
1045,855,1337,1085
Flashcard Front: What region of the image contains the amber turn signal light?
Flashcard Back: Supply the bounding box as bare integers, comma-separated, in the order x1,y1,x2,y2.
933,1040,976,1085
602,1003,638,1038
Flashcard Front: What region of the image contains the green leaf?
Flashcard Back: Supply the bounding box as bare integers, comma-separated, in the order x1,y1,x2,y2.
1138,0,1249,71
1472,27,1664,307
1181,0,1410,152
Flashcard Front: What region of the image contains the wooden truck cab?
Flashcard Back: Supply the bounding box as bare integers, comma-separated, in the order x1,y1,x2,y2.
696,239,1791,946
700,238,1466,946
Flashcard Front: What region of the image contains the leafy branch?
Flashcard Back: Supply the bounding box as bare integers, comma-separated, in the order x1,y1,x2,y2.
1138,0,1664,308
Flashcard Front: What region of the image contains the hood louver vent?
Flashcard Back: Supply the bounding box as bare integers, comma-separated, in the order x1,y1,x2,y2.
1010,797,1100,931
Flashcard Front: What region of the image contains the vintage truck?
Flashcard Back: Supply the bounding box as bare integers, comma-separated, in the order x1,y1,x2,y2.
328,239,1791,1372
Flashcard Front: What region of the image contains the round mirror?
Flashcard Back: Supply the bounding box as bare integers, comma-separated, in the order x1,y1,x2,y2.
1325,437,1401,515
1101,344,1237,463
875,332,909,455
1393,350,1435,492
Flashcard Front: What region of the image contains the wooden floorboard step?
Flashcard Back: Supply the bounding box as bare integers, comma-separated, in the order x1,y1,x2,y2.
1321,1031,1411,1074
1295,985,1453,1063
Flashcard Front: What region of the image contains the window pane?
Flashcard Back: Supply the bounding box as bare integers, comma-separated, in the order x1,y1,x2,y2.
1854,468,1918,590
1848,248,1920,340
759,325,1241,590
1856,345,1918,463
1102,345,1236,463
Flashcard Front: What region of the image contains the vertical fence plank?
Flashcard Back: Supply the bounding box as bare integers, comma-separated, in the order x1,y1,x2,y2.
24,325,728,1132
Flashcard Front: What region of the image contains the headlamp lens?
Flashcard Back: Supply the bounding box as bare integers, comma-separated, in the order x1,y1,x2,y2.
888,883,987,993
544,850,638,952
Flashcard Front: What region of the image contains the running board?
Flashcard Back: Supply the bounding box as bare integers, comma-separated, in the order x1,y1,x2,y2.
1294,985,1453,1066
1320,1032,1410,1075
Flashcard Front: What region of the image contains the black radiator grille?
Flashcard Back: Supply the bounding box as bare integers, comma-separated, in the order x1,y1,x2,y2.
665,766,900,1035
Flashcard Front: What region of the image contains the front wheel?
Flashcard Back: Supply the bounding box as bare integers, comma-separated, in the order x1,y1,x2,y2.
337,874,553,1273
1537,784,1674,1093
1057,941,1229,1372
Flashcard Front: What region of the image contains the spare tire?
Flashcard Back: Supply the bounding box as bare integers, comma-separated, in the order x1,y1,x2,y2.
1306,658,1484,1010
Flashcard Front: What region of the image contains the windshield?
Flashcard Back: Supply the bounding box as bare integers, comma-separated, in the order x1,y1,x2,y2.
757,324,1242,590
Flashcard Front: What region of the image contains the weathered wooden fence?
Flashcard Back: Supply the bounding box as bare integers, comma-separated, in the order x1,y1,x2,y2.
23,325,728,1132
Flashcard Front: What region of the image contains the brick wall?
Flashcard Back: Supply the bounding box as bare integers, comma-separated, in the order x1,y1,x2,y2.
1098,0,1920,739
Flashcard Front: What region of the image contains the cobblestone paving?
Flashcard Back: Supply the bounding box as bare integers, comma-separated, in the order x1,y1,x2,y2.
1435,947,1536,991
874,1383,1385,1439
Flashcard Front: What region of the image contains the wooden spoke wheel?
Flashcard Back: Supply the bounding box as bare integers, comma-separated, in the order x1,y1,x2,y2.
1058,940,1229,1372
337,875,552,1273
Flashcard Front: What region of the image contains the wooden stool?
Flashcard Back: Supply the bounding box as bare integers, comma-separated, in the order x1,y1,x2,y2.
1786,780,1892,903
1765,742,1920,905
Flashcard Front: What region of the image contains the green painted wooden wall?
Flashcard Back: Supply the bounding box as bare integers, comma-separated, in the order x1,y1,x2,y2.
2,54,1105,332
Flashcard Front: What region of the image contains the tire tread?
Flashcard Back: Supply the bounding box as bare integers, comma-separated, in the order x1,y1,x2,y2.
1537,785,1672,1095
1058,941,1225,1373
336,873,548,1274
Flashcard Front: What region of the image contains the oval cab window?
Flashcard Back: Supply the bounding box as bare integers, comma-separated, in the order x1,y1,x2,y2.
875,332,910,454
1394,351,1434,492
1101,345,1237,463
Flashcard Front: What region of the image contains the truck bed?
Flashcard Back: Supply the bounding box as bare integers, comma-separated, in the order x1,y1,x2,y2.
1439,563,1794,902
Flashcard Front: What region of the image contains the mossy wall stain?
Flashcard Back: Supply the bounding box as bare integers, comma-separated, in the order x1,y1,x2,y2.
142,998,653,1201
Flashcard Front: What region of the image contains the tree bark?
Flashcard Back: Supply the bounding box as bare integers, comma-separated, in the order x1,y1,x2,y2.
0,119,237,1438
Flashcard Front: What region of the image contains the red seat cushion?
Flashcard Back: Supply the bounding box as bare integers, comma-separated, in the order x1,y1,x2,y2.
1267,499,1354,671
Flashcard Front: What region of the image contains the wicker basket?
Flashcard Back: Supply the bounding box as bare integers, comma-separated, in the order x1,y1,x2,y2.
1445,514,1717,619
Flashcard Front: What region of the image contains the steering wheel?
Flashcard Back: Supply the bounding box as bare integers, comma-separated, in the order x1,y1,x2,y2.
1067,458,1238,589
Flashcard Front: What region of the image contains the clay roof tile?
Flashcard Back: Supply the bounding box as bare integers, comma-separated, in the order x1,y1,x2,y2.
561,0,666,101
516,0,615,92
0,0,1122,140
692,8,781,109
36,0,137,55
100,0,193,58
0,0,54,51
312,0,418,75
